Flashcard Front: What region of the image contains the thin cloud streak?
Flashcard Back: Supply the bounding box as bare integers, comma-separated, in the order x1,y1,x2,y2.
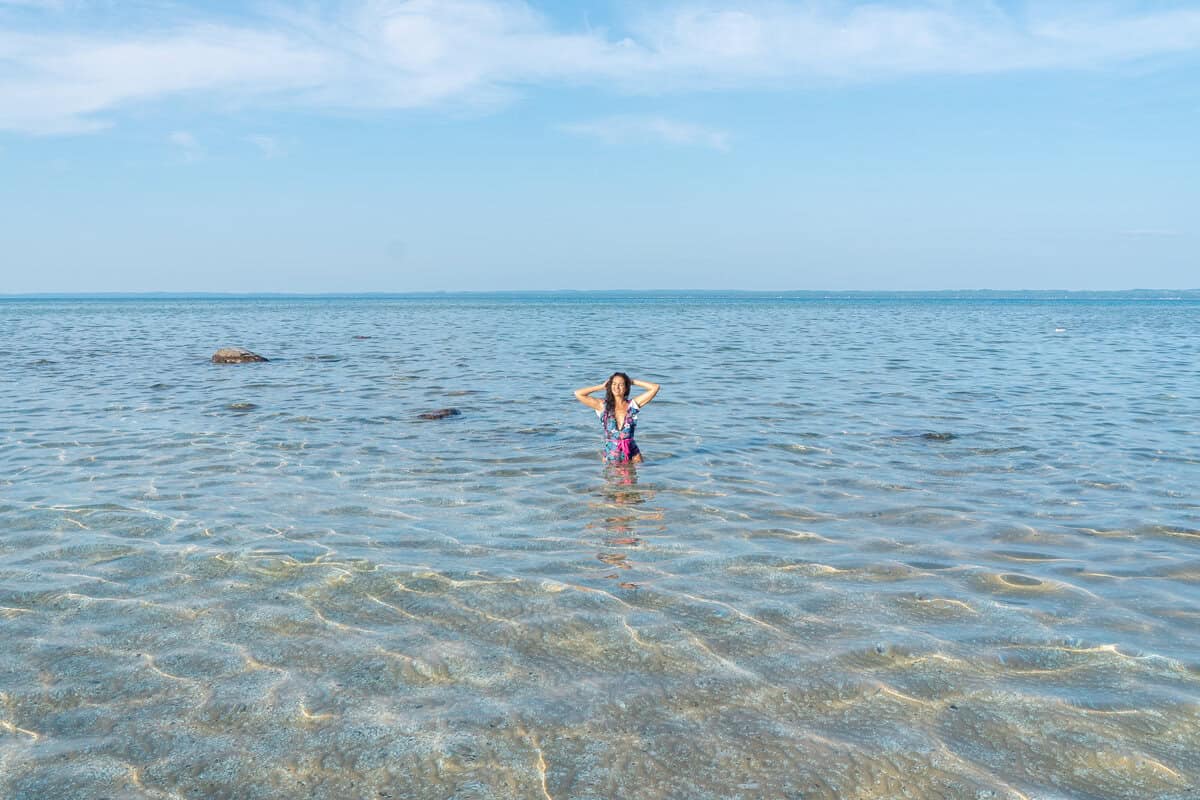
2,1,1199,134
562,115,730,150
1119,228,1184,238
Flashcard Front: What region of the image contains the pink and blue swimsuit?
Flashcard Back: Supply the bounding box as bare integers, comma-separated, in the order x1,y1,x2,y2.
597,400,641,463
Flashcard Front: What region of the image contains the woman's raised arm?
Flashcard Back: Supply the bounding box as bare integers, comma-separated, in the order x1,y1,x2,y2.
632,379,660,408
573,382,606,411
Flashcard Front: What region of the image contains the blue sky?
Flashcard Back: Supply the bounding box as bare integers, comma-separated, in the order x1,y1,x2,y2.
1,0,1197,292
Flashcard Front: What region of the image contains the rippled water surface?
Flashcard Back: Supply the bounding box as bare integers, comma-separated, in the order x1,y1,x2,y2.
2,295,1199,799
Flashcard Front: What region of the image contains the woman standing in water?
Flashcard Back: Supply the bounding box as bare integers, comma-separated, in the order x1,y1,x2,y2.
574,373,660,464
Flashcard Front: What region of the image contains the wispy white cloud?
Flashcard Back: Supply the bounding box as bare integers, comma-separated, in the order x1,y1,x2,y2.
0,0,69,7
1,1,1199,134
247,134,284,159
562,115,730,150
620,3,1200,84
168,130,202,161
0,25,328,133
1119,228,1184,238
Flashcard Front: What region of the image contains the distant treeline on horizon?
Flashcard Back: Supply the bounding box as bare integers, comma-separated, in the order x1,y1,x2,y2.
4,289,1200,301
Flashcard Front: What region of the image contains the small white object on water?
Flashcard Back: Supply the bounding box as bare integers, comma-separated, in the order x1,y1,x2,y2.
1054,328,1066,333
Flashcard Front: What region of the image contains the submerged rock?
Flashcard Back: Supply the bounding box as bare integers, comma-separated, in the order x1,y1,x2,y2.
226,402,259,412
922,432,957,441
418,408,461,420
212,347,268,364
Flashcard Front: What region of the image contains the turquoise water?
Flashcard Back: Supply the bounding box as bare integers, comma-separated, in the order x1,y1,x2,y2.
1,295,1198,798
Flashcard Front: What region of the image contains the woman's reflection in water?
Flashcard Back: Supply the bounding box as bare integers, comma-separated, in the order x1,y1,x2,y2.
588,464,664,587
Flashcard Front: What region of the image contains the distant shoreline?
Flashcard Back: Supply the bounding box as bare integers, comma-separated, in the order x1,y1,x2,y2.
2,289,1199,301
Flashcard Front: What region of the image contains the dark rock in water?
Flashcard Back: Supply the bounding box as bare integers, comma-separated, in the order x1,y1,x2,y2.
212,347,267,364
305,354,341,361
31,359,55,366
418,408,461,420
227,402,258,412
922,432,956,441
149,382,171,390
352,335,372,340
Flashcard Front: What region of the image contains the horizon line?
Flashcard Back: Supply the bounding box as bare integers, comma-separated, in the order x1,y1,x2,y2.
3,288,1200,299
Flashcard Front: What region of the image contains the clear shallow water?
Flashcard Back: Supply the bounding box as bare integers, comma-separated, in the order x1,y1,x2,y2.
1,295,1198,799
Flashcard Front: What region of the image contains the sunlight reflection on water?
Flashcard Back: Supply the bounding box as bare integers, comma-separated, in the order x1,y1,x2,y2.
1,296,1198,798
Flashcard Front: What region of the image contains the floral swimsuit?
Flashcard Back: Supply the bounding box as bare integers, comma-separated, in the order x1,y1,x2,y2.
597,400,641,463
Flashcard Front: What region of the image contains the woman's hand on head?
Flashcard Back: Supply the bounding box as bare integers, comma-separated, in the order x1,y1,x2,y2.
573,383,605,411
632,379,660,407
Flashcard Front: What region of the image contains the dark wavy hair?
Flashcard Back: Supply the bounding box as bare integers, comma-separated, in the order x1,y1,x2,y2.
603,372,631,422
